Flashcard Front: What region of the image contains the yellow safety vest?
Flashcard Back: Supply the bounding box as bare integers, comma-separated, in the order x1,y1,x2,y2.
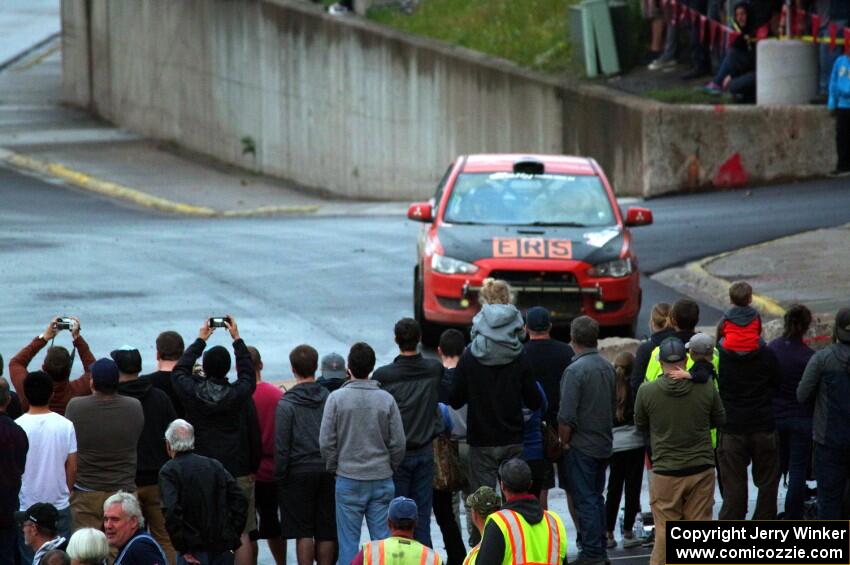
362,536,442,565
485,509,568,565
463,545,481,565
644,347,720,447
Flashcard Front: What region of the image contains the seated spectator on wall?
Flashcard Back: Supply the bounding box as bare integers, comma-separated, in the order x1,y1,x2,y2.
703,1,757,102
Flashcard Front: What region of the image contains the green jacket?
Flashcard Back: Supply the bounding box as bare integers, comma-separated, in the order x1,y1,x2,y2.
634,374,726,474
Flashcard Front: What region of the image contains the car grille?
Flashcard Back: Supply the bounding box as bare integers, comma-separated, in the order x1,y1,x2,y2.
489,271,583,320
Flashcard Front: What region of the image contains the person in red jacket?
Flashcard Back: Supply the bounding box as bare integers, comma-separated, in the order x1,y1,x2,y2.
9,317,95,416
248,346,285,565
717,282,763,353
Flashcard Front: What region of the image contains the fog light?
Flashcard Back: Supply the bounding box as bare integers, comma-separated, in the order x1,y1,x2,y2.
460,298,470,308
594,300,605,311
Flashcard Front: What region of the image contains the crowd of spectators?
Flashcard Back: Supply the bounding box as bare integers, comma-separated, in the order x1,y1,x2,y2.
1,284,849,565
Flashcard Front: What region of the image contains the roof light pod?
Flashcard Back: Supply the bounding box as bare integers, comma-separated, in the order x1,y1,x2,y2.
512,159,545,175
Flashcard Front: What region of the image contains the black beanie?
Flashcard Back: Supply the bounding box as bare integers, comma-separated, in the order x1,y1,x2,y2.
202,346,231,379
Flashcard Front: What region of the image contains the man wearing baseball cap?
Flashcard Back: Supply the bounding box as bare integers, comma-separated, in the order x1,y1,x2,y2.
317,353,347,393
477,459,567,565
797,307,850,519
17,503,67,565
351,497,442,565
462,487,501,565
634,337,726,565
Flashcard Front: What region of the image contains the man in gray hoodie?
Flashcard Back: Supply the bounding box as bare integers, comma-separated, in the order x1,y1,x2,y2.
797,307,850,519
319,342,406,565
276,344,335,565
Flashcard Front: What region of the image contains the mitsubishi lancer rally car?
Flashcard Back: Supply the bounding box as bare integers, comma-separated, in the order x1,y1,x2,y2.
408,154,653,344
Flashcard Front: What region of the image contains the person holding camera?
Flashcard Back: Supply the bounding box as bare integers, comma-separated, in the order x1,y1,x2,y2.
10,317,95,416
172,316,256,564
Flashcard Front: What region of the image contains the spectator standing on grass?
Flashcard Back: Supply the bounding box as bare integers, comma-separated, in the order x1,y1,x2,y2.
319,342,406,565
275,344,336,565
817,0,850,99
631,303,674,395
635,337,725,565
769,305,815,520
17,504,67,565
373,318,442,547
797,307,850,519
16,371,76,564
171,316,257,565
716,309,781,520
604,352,644,550
10,317,95,416
113,346,177,562
828,52,850,177
102,492,167,565
558,316,615,565
65,359,143,531
248,346,286,565
449,279,542,498
159,419,248,565
522,306,574,511
0,377,28,565
317,353,347,393
142,331,186,417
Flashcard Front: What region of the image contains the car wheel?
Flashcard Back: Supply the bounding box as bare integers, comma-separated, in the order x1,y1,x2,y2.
413,266,442,348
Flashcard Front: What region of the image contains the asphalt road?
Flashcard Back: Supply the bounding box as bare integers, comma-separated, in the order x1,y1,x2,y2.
3,166,850,564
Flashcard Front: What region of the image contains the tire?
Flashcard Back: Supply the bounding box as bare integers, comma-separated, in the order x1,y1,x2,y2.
413,266,442,348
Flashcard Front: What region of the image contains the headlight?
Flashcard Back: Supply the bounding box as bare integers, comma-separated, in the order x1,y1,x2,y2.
431,254,479,275
588,258,632,278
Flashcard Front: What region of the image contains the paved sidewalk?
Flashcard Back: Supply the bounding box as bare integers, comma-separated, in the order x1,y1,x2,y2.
0,39,409,217
653,223,850,337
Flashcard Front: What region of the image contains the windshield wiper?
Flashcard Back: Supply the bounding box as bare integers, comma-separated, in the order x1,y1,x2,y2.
523,221,589,227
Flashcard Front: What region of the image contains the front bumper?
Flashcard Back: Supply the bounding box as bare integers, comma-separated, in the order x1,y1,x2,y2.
422,257,640,327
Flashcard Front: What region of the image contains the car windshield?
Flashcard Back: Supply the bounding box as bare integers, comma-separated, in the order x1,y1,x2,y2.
443,172,616,227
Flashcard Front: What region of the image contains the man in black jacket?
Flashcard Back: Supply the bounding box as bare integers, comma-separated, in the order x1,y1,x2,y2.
172,316,256,563
716,340,781,520
159,419,247,565
113,345,177,563
275,344,335,565
372,318,442,547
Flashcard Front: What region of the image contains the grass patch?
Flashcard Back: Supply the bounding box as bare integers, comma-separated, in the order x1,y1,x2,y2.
644,86,731,104
368,0,579,74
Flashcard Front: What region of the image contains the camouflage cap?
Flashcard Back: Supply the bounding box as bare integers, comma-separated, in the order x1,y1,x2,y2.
466,486,501,516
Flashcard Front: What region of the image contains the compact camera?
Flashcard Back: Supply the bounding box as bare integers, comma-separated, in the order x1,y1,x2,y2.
208,317,231,328
53,317,75,331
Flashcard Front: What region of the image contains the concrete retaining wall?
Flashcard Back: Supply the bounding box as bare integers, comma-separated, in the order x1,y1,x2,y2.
60,0,833,199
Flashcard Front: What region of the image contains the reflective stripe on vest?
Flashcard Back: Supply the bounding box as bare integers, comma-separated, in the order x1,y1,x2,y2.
487,509,567,565
363,537,441,565
463,545,481,565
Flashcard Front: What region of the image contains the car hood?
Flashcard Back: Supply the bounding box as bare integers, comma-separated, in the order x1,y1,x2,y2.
436,223,625,265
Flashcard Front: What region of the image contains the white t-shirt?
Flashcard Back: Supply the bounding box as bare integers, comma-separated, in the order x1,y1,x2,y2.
16,412,77,510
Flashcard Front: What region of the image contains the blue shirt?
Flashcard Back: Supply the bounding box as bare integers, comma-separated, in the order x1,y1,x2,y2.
828,55,850,109
522,382,548,461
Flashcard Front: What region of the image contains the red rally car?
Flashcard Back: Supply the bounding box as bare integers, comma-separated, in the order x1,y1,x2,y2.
408,154,653,344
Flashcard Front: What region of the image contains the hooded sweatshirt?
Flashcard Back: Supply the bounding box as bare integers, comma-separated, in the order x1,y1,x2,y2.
634,374,725,475
718,305,762,353
117,377,177,486
469,304,526,366
797,342,850,447
275,381,329,478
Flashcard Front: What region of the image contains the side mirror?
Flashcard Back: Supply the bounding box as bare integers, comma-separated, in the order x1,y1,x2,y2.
407,202,433,223
624,206,653,227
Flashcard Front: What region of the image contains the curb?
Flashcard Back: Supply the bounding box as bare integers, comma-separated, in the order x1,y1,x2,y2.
686,256,787,317
0,150,320,218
